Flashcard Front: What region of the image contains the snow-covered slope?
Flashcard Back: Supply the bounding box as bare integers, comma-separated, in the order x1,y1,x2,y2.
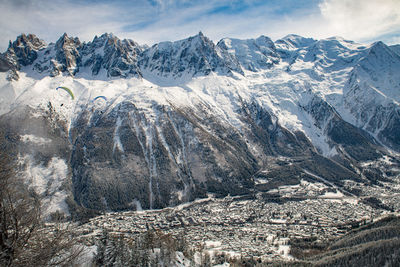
343,41,400,150
0,32,399,216
390,44,400,57
217,36,279,71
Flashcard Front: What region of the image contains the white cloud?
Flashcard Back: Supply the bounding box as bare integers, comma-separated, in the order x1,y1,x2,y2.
137,0,400,45
386,35,400,45
319,0,400,41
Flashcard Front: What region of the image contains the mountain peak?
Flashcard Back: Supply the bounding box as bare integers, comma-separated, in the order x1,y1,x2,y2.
90,33,118,49
186,31,212,46
369,41,390,53
282,34,303,39
4,33,46,73
282,34,313,42
255,35,273,42
276,34,316,50
141,31,243,78
100,32,115,39
52,34,82,76
8,33,46,51
255,35,275,49
56,33,81,47
367,40,400,60
350,38,400,105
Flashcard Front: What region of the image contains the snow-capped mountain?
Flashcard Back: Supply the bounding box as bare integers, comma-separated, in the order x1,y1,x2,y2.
140,31,243,79
217,35,279,71
0,32,399,218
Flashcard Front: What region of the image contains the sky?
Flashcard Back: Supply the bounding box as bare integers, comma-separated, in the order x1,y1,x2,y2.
1,0,400,51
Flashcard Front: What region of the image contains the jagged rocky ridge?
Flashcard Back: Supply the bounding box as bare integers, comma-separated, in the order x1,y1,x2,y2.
2,32,242,80
0,32,399,217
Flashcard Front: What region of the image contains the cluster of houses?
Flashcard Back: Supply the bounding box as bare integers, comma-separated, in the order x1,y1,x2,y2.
74,188,384,261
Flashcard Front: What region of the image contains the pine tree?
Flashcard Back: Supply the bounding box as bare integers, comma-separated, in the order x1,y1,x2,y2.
94,229,109,266
128,237,141,266
104,236,118,266
113,235,128,267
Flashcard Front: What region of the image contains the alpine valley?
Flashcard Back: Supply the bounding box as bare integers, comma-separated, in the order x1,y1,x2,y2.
1,32,400,264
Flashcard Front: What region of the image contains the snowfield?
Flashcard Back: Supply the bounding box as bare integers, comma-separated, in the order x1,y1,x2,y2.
0,49,382,157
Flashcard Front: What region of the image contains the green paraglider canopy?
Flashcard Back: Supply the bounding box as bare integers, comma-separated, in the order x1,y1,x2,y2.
56,86,74,100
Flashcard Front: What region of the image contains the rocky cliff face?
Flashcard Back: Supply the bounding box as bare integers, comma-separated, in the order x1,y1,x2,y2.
3,33,46,79
2,32,241,80
5,34,47,67
53,33,82,76
140,32,243,78
4,33,143,80
0,32,399,217
80,33,142,78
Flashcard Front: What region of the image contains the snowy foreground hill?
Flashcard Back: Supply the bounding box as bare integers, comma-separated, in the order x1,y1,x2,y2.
0,32,399,219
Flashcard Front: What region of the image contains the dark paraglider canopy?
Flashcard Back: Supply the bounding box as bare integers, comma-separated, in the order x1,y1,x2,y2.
93,95,107,102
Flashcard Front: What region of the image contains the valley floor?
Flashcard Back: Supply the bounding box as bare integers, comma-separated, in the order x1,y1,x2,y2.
73,190,393,264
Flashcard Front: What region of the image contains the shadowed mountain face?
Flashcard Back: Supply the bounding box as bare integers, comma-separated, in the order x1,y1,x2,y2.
0,32,399,216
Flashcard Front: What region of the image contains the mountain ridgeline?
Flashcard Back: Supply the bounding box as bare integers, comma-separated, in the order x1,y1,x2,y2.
0,32,399,218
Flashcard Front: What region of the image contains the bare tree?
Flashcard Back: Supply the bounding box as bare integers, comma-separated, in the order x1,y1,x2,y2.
0,129,83,266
